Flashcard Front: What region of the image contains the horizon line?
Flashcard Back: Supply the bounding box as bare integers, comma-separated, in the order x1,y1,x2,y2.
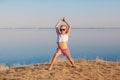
0,27,120,29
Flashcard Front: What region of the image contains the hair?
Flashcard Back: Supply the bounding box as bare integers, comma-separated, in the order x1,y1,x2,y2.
60,25,67,29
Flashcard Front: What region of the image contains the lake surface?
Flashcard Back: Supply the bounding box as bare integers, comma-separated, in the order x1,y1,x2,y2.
0,28,120,66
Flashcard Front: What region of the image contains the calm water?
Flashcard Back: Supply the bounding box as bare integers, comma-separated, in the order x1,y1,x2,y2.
0,28,120,66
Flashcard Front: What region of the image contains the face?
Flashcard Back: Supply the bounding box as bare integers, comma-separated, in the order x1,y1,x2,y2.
60,26,67,34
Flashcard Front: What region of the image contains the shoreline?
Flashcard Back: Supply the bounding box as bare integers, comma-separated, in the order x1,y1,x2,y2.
1,57,120,68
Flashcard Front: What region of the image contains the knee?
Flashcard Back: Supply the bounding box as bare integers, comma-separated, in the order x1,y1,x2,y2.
66,55,71,59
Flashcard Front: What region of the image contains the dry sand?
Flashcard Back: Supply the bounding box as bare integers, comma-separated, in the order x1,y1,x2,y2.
0,59,120,80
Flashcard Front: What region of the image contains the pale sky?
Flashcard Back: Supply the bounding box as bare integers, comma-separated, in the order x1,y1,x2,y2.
0,0,120,28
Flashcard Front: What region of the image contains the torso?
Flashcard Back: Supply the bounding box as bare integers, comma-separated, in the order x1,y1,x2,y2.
57,34,69,49
57,42,68,49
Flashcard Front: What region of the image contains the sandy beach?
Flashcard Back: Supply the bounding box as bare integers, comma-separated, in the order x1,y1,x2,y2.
0,59,120,80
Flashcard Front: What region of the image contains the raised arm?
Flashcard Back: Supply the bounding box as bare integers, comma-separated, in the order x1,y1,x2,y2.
63,18,72,35
55,19,62,35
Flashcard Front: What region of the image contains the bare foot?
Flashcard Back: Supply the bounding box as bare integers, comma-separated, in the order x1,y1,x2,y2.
48,67,52,70
71,65,76,68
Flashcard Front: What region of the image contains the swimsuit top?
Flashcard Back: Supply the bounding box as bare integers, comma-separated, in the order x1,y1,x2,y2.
57,34,68,42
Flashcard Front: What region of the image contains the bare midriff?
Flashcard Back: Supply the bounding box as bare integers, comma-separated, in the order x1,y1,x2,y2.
57,42,68,49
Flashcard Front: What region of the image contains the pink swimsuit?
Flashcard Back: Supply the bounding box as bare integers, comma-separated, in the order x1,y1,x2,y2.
58,48,70,56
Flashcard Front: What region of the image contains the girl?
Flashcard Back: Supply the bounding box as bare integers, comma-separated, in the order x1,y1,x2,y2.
48,17,75,70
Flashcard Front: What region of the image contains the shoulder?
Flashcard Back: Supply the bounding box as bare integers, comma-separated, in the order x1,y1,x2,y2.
65,34,69,37
65,33,70,36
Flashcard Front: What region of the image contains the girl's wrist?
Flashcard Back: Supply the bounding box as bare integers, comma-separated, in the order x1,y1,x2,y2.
58,20,62,23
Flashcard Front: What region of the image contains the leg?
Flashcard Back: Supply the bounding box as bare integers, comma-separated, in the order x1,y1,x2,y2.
66,52,75,67
48,49,61,70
